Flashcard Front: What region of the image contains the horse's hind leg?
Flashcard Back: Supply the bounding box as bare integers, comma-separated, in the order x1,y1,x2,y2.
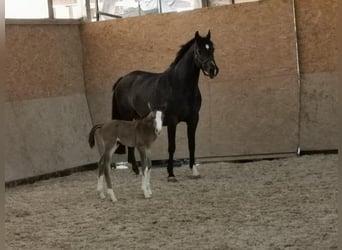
103,142,118,202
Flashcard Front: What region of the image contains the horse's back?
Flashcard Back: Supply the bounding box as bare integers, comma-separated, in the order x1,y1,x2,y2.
113,70,169,119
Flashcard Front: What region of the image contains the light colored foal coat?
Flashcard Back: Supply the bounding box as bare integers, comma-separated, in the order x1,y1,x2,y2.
89,111,163,202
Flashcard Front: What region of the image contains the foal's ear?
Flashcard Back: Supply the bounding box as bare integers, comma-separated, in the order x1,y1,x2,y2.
206,29,211,39
147,102,152,111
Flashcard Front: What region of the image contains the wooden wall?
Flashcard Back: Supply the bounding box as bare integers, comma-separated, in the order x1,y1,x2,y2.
81,0,299,160
5,0,338,182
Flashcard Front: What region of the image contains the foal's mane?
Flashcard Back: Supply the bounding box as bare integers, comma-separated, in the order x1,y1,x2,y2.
170,38,195,67
139,111,154,122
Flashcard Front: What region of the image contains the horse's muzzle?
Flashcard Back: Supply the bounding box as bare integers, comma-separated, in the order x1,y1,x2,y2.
203,60,219,79
209,64,219,79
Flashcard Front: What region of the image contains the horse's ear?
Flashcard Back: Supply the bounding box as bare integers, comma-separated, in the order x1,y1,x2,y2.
206,30,211,39
195,31,200,40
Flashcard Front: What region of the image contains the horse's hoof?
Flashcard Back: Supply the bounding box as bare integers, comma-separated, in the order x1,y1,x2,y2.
99,193,106,199
167,176,178,182
132,168,140,175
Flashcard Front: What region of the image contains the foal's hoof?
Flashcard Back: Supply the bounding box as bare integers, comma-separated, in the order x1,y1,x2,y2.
190,174,201,179
167,176,178,182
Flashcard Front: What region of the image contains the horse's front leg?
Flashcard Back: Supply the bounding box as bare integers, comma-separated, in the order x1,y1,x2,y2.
137,147,151,198
187,114,200,178
167,121,177,182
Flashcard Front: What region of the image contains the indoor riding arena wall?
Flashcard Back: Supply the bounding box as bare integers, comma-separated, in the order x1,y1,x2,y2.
294,0,338,151
81,0,300,161
5,0,338,182
5,24,99,182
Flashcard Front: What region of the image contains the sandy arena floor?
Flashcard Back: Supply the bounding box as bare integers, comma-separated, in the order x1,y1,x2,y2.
6,154,337,250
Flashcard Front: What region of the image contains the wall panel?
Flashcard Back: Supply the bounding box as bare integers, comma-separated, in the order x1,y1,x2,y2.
295,0,338,150
5,24,98,182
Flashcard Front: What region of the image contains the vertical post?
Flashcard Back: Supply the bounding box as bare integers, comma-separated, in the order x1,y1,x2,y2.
291,0,302,155
158,0,162,13
95,0,100,21
47,0,54,19
201,0,208,7
138,0,141,16
85,0,91,21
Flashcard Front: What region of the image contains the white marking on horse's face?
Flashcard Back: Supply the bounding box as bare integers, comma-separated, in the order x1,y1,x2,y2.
205,44,210,50
155,111,163,135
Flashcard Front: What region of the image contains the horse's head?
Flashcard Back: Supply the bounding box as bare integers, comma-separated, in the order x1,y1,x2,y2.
145,102,166,135
193,30,219,79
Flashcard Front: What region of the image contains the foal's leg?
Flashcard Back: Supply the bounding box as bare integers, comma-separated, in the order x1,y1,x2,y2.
137,147,150,198
97,136,106,199
187,114,200,178
145,149,153,196
97,156,106,199
103,142,118,202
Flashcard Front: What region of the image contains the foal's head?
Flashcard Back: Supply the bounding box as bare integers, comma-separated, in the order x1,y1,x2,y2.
193,30,219,79
143,102,165,135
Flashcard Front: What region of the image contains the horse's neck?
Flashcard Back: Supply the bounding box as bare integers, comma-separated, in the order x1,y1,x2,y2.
171,46,200,88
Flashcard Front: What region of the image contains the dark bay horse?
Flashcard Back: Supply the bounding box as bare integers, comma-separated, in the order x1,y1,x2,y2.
112,30,219,181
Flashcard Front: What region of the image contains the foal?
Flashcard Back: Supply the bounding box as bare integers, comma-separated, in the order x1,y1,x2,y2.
88,107,163,202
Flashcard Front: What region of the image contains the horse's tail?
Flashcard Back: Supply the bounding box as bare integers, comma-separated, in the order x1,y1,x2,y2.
88,124,103,148
112,77,126,154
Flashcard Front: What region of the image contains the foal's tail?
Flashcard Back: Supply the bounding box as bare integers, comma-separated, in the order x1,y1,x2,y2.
88,124,103,148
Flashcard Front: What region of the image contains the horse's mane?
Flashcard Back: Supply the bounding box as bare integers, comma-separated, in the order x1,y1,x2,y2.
170,38,195,67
